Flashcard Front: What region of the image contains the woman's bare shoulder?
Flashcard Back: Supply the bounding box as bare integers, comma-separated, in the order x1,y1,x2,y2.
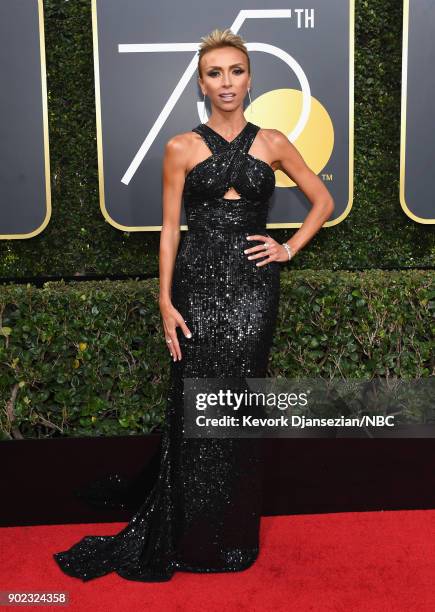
164,130,202,173
165,129,198,154
257,126,286,147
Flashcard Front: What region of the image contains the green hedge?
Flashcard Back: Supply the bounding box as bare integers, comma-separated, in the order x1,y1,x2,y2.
0,270,433,440
0,0,433,276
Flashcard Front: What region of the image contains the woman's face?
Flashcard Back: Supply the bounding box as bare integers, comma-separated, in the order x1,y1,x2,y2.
198,46,251,112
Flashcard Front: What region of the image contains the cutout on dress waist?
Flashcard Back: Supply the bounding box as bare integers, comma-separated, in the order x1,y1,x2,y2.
222,186,242,200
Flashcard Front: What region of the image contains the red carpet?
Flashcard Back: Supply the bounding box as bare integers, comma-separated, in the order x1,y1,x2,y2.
1,510,434,611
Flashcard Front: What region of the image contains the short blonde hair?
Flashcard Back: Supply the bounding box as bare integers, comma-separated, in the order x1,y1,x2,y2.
197,28,251,79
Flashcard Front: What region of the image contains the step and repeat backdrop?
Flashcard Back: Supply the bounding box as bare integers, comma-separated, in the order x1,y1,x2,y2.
0,0,51,238
0,0,433,241
400,0,435,223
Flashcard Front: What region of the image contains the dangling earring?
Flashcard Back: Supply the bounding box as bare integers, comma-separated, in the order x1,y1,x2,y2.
248,88,253,115
201,91,207,123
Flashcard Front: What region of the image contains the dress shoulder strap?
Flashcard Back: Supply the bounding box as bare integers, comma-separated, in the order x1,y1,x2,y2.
191,124,221,155
240,122,261,154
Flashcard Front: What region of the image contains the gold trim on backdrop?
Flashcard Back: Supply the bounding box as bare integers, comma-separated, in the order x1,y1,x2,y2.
93,0,355,231
399,0,434,223
1,0,52,239
93,0,152,231
319,0,354,229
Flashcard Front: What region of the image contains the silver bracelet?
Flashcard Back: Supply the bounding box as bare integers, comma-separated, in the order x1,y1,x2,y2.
282,242,293,261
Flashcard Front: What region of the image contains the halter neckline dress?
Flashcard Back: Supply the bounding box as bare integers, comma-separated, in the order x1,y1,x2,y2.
53,120,281,582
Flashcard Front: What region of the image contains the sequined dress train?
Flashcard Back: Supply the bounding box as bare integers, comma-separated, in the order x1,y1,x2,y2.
53,120,280,582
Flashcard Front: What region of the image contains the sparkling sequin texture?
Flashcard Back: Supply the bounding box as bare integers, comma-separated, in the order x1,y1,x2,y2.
53,121,281,582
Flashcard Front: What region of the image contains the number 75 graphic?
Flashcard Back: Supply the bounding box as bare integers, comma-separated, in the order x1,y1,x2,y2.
97,9,314,185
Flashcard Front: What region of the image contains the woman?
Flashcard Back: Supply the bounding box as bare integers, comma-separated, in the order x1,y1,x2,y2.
53,28,334,582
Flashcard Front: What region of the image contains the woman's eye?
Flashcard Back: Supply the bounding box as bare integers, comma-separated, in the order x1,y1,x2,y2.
207,69,245,77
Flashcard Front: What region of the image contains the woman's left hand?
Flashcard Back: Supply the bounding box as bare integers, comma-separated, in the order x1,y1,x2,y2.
244,234,289,266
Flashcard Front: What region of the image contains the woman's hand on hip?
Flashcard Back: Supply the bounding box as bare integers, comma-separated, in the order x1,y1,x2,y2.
244,234,288,266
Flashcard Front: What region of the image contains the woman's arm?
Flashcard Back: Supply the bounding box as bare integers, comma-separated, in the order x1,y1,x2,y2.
273,130,335,257
245,130,335,266
159,135,187,306
159,134,192,361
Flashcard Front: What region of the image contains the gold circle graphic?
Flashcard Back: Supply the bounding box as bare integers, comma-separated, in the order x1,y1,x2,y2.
246,88,334,187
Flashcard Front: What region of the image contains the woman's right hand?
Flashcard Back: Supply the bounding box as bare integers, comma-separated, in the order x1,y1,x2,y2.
159,300,192,361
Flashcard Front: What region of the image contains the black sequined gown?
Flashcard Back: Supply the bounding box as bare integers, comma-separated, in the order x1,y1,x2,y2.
53,120,280,582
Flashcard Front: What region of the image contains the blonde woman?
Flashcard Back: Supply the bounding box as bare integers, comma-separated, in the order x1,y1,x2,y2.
54,28,334,582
